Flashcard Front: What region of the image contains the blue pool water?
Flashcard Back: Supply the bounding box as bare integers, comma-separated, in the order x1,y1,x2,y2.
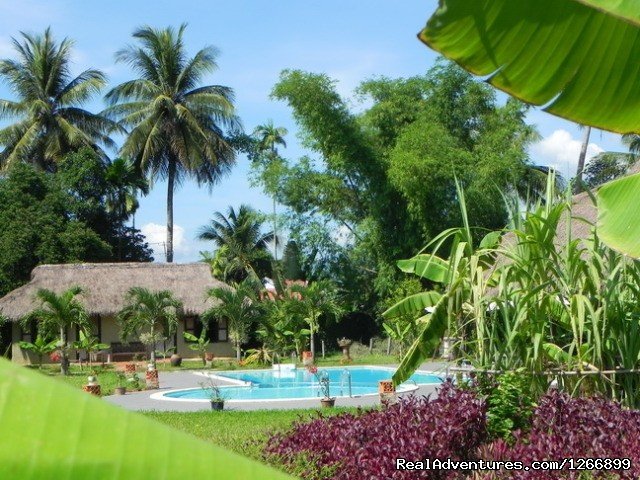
161,366,443,402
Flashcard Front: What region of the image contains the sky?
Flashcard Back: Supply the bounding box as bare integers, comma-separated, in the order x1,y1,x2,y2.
0,0,626,262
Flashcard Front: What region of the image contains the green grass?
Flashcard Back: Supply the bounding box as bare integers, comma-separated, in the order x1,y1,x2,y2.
143,408,361,461
29,364,129,396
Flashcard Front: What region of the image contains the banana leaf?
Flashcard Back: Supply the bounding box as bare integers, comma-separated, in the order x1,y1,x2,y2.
597,173,640,258
392,292,450,386
0,358,291,479
397,254,449,282
419,0,640,134
382,291,442,319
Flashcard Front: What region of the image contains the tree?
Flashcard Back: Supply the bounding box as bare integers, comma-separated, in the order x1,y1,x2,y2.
288,280,344,358
264,65,540,326
198,205,274,282
28,286,89,375
253,121,288,260
104,24,240,263
18,334,58,369
117,287,182,366
203,279,261,361
0,28,117,170
0,162,112,297
104,157,149,225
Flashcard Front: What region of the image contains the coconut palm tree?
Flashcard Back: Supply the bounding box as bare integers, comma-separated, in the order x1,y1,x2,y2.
117,287,182,366
198,204,274,282
27,286,90,375
203,279,262,361
104,24,240,263
0,28,117,170
253,121,287,260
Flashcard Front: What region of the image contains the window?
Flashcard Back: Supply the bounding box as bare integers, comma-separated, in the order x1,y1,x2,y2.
20,319,37,343
217,318,228,342
184,316,227,343
75,316,102,342
184,317,199,337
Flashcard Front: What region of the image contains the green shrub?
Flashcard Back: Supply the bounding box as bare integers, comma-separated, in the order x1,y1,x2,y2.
482,372,536,441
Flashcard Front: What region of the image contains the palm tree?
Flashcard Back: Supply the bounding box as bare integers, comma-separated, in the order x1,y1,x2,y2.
104,157,149,225
27,286,90,375
203,279,262,361
288,280,344,358
198,204,274,282
0,28,117,170
253,121,287,260
117,287,182,366
104,25,240,262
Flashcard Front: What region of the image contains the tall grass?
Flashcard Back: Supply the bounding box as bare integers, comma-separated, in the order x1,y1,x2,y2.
388,175,640,406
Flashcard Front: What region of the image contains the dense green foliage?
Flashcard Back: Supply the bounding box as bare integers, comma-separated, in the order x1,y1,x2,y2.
0,162,109,296
254,62,541,333
0,149,153,297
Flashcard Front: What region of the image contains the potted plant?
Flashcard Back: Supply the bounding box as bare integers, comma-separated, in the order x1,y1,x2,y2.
308,366,335,407
199,377,225,411
302,350,314,366
114,372,127,395
128,373,142,391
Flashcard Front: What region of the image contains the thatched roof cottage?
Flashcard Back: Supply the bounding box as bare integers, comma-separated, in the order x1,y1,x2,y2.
0,262,234,364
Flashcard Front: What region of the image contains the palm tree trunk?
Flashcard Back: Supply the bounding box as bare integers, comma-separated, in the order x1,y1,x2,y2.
60,326,69,376
150,325,156,367
575,126,591,193
166,159,176,263
310,332,315,358
273,196,277,262
236,342,241,361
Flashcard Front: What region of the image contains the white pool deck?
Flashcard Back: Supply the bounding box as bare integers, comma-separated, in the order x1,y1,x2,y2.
104,362,450,411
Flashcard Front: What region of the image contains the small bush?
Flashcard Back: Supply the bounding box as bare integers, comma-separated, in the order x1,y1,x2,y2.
265,381,488,479
482,373,536,442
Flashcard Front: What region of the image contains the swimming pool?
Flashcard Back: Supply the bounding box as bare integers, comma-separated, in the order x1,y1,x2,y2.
153,366,443,403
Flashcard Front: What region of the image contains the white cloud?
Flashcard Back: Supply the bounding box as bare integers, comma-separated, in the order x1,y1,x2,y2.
141,223,192,262
531,129,604,179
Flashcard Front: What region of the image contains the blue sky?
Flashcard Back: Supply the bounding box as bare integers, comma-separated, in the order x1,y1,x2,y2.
0,1,626,262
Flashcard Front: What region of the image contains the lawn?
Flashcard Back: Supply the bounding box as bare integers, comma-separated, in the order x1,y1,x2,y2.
143,407,362,461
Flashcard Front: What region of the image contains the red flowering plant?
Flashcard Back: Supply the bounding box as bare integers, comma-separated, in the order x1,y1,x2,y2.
49,351,61,362
307,365,331,399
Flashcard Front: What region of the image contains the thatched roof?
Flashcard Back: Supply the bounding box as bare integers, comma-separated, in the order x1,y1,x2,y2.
0,263,228,321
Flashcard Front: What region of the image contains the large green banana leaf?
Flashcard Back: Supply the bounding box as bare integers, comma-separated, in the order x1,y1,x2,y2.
0,358,291,479
382,291,442,318
397,255,449,282
420,0,640,134
597,172,640,258
392,292,450,386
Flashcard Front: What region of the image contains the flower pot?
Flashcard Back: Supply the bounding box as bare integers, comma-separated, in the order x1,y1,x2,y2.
378,380,396,404
320,397,335,408
170,353,182,367
210,400,224,411
83,384,101,396
302,351,313,366
145,368,159,389
114,386,127,395
124,363,136,375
